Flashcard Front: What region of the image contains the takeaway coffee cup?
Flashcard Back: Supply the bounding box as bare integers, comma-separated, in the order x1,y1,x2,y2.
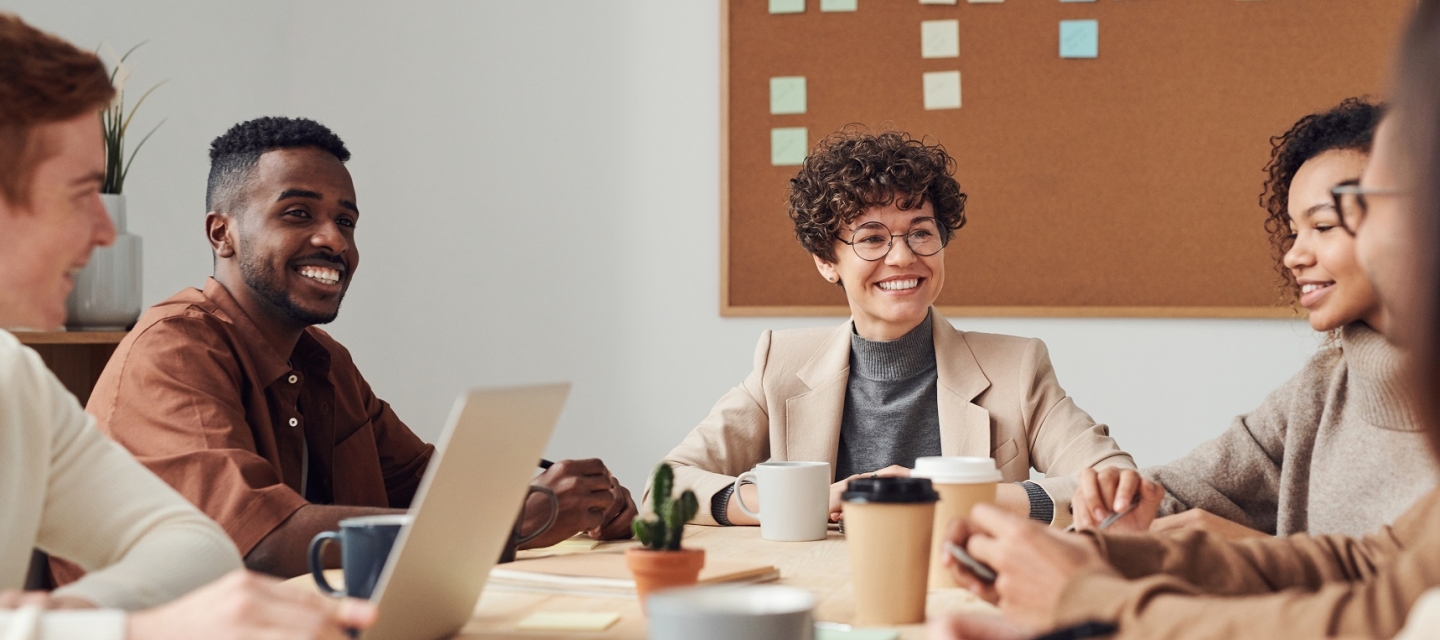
841,477,939,625
647,585,815,640
308,514,411,599
733,461,830,542
912,456,1002,588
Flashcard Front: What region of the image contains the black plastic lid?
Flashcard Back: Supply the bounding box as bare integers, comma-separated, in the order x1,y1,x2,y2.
841,477,939,504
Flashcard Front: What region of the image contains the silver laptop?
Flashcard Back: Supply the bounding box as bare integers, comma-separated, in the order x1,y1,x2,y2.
360,383,569,640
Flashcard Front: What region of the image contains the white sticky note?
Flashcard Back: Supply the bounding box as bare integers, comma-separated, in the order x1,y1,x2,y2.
919,0,957,4
770,76,807,115
923,71,961,110
770,0,805,13
921,20,959,59
1060,0,1097,2
516,612,620,632
821,0,858,10
771,127,809,166
968,0,1004,3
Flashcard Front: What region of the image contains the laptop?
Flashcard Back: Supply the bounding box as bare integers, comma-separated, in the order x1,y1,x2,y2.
360,383,570,640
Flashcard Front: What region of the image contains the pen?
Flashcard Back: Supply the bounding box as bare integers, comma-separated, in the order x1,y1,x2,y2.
1031,621,1117,640
538,458,554,470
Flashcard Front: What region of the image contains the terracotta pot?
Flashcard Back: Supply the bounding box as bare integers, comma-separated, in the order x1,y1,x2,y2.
625,547,705,612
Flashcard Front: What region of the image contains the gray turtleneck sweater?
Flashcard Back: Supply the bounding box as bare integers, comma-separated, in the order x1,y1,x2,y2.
1148,322,1438,537
834,314,943,480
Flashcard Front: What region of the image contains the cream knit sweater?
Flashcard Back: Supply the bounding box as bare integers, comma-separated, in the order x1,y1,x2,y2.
0,330,241,639
1147,322,1439,536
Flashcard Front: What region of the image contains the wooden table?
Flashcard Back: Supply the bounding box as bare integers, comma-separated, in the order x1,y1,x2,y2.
296,525,995,639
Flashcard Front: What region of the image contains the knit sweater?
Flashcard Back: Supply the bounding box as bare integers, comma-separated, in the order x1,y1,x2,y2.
0,330,242,640
834,314,943,479
1147,322,1437,536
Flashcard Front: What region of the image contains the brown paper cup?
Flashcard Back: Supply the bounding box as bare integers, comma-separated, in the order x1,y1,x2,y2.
842,501,935,626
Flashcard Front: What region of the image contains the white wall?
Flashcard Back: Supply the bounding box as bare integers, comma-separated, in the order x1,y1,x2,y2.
15,1,1323,492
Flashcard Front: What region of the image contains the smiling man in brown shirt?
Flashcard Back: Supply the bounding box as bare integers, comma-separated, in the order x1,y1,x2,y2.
57,117,637,579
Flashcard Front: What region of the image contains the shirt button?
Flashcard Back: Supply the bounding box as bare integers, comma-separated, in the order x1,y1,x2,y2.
288,374,298,384
288,418,299,427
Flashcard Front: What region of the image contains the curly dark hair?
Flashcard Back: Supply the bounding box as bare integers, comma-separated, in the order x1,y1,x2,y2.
788,129,966,264
1261,98,1383,303
206,116,351,212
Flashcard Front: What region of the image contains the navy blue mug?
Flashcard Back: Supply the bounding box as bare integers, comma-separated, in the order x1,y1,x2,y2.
309,514,410,599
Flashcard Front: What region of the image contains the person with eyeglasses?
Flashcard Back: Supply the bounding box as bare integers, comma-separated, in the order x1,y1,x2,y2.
1070,98,1437,542
657,130,1135,528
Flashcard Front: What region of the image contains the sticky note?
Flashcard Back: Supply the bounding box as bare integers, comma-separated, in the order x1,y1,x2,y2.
968,0,1004,3
770,0,804,13
922,71,961,110
821,0,858,10
771,127,808,166
770,76,807,115
1059,19,1098,58
920,20,959,59
1060,0,1097,2
516,612,620,632
919,0,957,4
815,628,900,640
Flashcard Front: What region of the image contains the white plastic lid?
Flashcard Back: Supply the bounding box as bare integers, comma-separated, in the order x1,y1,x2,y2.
912,456,1002,484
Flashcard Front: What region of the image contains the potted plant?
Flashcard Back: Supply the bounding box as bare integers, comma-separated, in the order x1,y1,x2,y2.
626,462,703,610
67,43,164,330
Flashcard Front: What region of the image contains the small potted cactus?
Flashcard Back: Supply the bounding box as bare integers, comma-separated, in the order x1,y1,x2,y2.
625,462,704,610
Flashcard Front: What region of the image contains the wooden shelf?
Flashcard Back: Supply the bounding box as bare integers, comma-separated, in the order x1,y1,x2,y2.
13,331,128,346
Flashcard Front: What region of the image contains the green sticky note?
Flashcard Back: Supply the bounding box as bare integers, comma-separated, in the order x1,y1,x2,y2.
815,628,899,640
1060,19,1098,58
771,127,808,166
770,76,807,115
821,0,858,10
770,0,805,13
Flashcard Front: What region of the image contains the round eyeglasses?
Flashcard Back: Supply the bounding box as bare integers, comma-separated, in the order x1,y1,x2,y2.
1331,179,1405,235
837,218,949,262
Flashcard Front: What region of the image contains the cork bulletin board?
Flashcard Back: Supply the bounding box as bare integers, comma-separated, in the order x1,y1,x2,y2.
722,0,1413,317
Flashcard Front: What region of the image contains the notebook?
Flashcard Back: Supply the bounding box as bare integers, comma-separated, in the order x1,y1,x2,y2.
489,549,780,598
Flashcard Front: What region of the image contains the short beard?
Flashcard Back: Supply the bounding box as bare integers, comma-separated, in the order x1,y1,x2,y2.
238,251,341,327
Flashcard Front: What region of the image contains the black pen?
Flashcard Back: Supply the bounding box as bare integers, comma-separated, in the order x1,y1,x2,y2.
1032,622,1117,640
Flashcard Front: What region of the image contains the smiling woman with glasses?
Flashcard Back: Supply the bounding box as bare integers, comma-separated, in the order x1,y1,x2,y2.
652,129,1136,529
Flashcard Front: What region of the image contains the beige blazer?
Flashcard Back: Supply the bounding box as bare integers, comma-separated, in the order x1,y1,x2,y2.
662,309,1135,527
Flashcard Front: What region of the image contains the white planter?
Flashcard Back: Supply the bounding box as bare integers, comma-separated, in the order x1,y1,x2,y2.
66,194,142,331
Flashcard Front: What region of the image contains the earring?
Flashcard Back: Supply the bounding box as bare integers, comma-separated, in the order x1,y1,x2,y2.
827,277,836,283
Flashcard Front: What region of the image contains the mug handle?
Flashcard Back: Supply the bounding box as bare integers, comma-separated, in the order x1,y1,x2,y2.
308,531,345,597
513,485,560,547
734,471,760,519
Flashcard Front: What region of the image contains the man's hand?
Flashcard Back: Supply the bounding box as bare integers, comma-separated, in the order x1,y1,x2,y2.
520,459,621,549
828,465,910,522
945,504,1115,633
1150,508,1267,540
588,478,638,540
0,591,94,610
126,570,375,640
1072,467,1164,532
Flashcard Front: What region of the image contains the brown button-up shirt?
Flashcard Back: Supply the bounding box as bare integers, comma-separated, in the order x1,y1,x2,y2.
84,278,434,555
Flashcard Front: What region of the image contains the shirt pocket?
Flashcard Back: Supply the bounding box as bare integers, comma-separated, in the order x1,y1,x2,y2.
991,438,1021,470
330,421,388,505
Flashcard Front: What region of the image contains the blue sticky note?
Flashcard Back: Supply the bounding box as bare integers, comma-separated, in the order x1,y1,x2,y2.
1059,19,1098,58
771,127,808,166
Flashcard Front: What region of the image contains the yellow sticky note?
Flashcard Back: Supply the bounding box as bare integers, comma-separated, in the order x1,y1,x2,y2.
923,71,961,110
770,76,807,115
771,127,808,166
516,612,621,632
921,20,959,59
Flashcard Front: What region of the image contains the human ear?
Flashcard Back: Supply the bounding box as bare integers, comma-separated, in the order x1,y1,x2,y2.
813,253,840,285
205,211,237,259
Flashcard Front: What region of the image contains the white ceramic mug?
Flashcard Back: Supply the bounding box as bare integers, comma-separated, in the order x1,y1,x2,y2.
733,461,830,542
647,585,815,640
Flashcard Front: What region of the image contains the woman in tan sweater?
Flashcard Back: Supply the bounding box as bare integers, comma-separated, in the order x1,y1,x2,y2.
1070,100,1437,540
930,3,1440,638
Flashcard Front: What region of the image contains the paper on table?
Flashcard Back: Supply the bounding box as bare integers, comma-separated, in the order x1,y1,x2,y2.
921,20,959,59
516,612,620,632
772,127,809,166
922,71,962,110
770,76,807,115
820,0,858,10
770,0,805,13
815,628,899,640
1060,19,1099,59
